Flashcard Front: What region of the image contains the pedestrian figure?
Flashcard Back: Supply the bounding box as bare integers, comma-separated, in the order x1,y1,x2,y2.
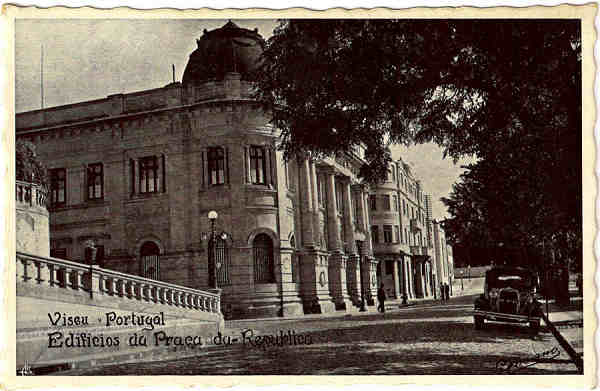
377,283,386,313
440,282,445,302
444,283,450,301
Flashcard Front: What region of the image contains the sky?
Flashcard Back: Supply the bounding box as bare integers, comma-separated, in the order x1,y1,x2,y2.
15,19,472,220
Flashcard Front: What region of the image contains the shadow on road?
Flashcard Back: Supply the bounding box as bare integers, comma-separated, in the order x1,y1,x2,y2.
64,318,574,376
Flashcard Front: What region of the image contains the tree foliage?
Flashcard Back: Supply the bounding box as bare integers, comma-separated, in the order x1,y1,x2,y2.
16,139,48,188
255,19,581,269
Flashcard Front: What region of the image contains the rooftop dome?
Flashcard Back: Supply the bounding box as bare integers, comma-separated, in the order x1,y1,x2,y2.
182,21,265,85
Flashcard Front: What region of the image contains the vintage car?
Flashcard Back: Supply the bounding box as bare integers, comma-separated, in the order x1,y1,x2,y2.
473,266,543,333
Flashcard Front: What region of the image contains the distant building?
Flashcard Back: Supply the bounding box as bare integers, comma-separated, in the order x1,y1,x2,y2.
369,158,436,300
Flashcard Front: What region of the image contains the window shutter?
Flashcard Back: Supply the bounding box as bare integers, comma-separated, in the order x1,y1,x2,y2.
129,159,135,196
161,154,166,193
201,150,206,188
225,147,230,184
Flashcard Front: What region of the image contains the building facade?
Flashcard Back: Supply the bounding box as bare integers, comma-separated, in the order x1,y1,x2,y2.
370,158,436,301
16,21,453,318
16,22,385,319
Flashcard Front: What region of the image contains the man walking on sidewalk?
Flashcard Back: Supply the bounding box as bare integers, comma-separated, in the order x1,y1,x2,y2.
377,283,387,313
440,282,445,302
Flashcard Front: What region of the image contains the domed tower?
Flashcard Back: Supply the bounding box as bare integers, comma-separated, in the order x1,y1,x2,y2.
182,21,264,85
178,22,304,319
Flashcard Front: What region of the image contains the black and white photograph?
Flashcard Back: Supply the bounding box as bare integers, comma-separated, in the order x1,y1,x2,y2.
6,4,594,384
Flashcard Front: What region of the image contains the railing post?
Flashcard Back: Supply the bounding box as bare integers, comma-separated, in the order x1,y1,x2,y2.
73,269,84,291
47,263,57,287
18,256,32,282
87,265,102,299
125,280,134,299
116,279,125,297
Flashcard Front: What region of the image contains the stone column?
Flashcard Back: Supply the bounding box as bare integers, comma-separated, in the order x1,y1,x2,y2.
341,178,356,255
323,169,350,310
297,157,334,314
325,171,342,252
298,157,316,248
392,259,400,299
309,161,321,247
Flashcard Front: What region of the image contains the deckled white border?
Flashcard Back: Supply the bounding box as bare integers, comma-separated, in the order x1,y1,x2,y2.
0,2,596,390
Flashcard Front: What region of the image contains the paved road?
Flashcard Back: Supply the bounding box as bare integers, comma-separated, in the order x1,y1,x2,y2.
63,294,583,375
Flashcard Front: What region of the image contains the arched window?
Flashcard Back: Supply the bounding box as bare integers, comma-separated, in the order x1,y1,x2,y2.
209,236,231,286
253,233,274,283
290,235,298,283
140,241,160,280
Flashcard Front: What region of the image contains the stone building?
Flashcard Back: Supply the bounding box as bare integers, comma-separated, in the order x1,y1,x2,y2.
15,21,381,319
370,158,435,301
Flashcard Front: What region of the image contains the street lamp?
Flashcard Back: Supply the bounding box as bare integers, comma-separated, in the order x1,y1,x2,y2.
208,210,218,289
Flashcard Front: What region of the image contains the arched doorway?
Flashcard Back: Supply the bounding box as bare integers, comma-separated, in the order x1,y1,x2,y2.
140,241,160,280
208,236,230,287
253,233,274,283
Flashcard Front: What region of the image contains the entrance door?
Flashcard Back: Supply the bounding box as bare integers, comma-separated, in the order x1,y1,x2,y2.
140,241,160,280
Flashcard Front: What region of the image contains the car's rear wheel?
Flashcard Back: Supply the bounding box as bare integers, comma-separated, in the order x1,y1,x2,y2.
529,320,540,334
474,315,484,330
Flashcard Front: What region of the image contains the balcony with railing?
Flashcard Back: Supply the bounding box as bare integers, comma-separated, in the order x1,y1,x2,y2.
16,180,47,209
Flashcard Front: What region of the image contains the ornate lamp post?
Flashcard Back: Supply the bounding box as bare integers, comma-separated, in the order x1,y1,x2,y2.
204,211,229,290
208,210,219,289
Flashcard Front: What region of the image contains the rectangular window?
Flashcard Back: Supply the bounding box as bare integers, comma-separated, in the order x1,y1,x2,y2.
371,225,379,244
87,163,103,200
391,165,396,182
405,229,409,245
394,225,400,243
369,195,377,211
50,248,67,259
208,147,225,185
50,168,66,206
382,195,391,211
385,260,394,275
249,146,266,184
139,156,159,193
392,195,398,211
403,199,407,215
383,225,393,243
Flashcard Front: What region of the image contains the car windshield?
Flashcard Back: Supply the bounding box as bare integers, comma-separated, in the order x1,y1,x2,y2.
488,270,533,289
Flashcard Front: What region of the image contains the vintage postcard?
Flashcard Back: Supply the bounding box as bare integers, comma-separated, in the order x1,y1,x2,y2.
1,2,596,389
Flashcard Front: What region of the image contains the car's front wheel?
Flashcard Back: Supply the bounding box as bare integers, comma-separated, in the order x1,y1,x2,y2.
474,315,484,330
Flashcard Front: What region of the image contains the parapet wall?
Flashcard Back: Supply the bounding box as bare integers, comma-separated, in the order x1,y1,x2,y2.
16,252,224,369
16,181,49,257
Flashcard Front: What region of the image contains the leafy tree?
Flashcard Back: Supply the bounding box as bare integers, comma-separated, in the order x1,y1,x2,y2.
16,139,48,188
255,19,581,274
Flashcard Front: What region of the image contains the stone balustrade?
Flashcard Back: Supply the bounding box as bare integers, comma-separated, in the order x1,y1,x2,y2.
16,181,47,208
16,252,221,314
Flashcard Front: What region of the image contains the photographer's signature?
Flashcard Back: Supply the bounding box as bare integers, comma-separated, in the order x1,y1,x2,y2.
496,347,560,373
18,361,33,376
